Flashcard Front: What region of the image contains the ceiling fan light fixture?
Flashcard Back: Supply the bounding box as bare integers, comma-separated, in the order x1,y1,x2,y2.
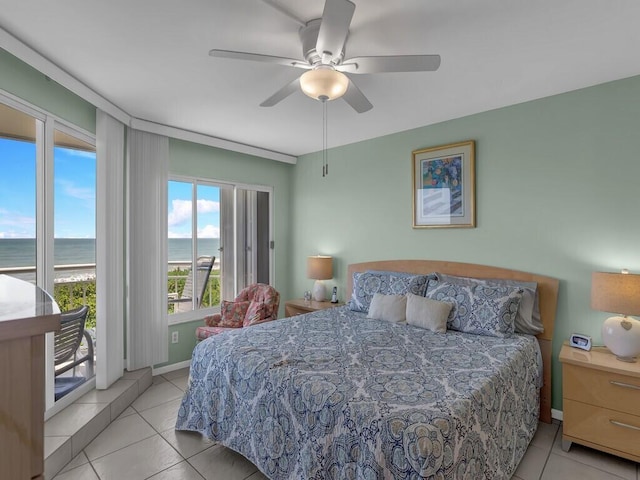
300,68,349,101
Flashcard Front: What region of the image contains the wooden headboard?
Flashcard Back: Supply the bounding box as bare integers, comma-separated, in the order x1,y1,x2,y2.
347,260,559,423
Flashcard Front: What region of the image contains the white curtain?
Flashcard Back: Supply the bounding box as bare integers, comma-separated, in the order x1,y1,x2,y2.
127,128,169,370
96,110,125,389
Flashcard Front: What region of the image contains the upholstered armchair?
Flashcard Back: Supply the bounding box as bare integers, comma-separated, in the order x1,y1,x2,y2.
195,283,280,341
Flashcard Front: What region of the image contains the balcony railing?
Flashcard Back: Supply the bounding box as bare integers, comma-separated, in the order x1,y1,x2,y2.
0,261,221,327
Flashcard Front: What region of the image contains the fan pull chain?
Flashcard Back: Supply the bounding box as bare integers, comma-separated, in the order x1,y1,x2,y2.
322,99,328,177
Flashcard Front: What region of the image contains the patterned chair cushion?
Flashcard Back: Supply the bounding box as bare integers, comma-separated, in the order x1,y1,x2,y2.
349,270,433,313
218,300,251,328
244,301,267,327
204,313,222,327
196,283,281,340
426,280,523,338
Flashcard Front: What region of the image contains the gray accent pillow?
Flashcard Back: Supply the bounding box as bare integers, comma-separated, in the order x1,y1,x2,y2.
366,293,407,323
349,270,433,313
426,280,523,338
405,293,452,333
434,273,543,335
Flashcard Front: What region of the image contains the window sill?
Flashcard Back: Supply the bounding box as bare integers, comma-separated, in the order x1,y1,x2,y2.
168,306,220,326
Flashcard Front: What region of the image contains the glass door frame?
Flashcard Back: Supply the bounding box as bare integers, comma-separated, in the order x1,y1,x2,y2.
167,175,274,323
45,120,97,414
0,90,98,416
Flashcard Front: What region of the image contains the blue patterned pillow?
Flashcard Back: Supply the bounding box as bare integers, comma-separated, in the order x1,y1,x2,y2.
349,271,433,313
426,280,522,337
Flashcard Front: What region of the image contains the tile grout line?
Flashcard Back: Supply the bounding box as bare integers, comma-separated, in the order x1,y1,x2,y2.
48,369,153,479
547,424,635,480
536,423,560,480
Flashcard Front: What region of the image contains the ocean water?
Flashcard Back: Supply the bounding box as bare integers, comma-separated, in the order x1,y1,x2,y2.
0,238,220,269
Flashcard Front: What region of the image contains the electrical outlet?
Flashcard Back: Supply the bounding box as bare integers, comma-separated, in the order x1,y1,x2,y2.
171,331,179,344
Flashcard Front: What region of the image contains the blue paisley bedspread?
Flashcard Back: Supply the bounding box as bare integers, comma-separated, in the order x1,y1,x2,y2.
176,306,541,479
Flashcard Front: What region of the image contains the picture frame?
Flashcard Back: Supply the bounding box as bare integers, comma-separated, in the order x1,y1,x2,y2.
412,140,475,228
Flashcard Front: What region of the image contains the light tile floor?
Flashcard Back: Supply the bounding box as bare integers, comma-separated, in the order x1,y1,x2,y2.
53,368,640,480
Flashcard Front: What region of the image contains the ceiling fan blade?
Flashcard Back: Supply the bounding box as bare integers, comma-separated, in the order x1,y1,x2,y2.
342,79,372,113
260,77,301,107
209,49,309,69
316,0,355,61
340,55,441,74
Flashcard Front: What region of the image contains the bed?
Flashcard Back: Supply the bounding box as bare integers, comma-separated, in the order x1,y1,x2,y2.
176,260,559,479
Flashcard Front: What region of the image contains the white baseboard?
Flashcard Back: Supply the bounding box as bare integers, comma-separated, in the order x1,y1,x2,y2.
551,408,563,421
153,359,191,376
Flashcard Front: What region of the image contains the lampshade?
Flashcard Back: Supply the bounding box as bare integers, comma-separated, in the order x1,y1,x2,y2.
591,271,640,362
591,272,640,315
299,68,349,101
307,256,333,280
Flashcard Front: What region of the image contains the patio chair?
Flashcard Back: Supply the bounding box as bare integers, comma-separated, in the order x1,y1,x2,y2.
54,305,93,400
168,255,215,313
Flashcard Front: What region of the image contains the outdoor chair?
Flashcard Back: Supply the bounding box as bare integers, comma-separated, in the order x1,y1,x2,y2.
54,305,93,400
168,255,215,313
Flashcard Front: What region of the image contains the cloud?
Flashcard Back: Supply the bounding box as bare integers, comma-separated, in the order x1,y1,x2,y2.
168,230,191,239
0,231,34,238
198,224,220,238
0,209,36,233
56,179,95,202
168,199,219,228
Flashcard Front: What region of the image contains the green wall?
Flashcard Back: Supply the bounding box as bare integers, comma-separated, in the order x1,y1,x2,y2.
6,43,640,410
0,48,96,132
156,139,294,366
291,75,640,411
0,48,294,370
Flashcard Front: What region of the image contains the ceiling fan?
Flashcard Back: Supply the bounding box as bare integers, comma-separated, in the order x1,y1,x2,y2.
209,0,441,113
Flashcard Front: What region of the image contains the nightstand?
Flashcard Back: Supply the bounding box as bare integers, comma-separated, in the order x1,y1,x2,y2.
284,298,344,317
559,343,640,462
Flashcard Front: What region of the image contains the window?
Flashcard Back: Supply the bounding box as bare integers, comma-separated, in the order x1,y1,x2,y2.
0,97,97,408
0,102,38,282
167,178,272,322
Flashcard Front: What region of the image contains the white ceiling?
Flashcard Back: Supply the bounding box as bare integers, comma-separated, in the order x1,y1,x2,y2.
1,0,639,158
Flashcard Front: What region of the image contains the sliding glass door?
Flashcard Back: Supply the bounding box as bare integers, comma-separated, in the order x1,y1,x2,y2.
167,177,272,321
52,127,97,403
0,96,97,411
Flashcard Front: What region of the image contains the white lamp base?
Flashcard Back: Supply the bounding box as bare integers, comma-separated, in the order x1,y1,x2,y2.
312,280,326,302
602,315,640,362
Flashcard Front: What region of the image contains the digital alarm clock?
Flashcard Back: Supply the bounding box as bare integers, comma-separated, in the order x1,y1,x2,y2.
569,333,592,351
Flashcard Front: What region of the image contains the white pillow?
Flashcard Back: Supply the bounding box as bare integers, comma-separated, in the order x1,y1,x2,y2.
367,293,407,323
406,293,452,333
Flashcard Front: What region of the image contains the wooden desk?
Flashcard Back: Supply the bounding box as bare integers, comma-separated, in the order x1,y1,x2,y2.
0,275,61,480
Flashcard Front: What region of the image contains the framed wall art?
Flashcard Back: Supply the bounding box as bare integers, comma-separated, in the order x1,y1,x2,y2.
412,140,475,228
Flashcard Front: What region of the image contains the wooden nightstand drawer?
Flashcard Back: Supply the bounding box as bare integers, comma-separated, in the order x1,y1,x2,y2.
564,363,640,416
564,399,640,458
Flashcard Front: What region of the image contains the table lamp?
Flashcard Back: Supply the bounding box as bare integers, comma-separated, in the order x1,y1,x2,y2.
307,255,333,302
591,271,640,362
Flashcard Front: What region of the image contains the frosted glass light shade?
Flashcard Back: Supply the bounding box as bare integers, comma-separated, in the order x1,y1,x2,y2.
300,69,349,101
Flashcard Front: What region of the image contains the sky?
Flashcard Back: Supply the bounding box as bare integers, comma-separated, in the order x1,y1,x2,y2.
168,180,220,239
0,138,220,239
